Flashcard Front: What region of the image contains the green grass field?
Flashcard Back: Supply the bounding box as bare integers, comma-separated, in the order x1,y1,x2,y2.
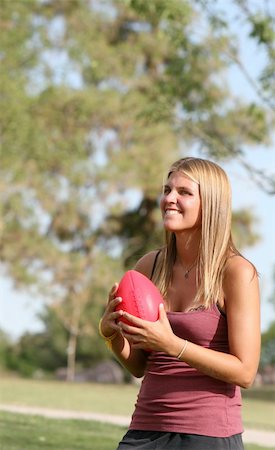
0,411,126,450
0,377,137,415
0,376,274,449
1,377,274,431
0,411,274,450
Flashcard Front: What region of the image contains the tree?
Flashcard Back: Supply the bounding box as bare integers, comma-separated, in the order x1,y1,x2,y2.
260,322,275,368
260,264,275,368
1,0,274,378
1,0,125,379
268,265,275,311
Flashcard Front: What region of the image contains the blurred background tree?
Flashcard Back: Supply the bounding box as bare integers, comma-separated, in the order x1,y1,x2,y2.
0,0,274,379
260,265,275,369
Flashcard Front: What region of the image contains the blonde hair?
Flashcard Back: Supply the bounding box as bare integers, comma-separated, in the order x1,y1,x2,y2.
152,157,240,308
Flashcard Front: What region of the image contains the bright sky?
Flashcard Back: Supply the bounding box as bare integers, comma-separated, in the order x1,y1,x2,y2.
0,2,274,340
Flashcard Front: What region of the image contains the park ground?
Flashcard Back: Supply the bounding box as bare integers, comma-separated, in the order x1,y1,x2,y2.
0,377,274,449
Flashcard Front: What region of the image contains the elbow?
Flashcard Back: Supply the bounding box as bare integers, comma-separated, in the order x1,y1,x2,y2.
239,379,253,389
237,370,257,389
132,369,145,379
134,373,144,379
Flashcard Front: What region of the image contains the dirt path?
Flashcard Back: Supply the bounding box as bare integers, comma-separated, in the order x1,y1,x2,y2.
1,403,275,447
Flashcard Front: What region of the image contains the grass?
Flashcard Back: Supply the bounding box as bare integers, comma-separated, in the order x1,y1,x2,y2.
0,376,274,449
0,376,137,416
0,411,274,450
242,398,275,431
0,377,275,432
0,411,126,450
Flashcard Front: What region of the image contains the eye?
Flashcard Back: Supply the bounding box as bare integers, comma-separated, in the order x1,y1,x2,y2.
163,185,171,194
178,189,192,196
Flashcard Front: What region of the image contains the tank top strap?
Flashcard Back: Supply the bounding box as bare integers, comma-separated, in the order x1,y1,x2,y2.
150,249,161,280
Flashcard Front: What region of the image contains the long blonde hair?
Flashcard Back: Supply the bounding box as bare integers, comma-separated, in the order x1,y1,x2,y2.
152,157,241,308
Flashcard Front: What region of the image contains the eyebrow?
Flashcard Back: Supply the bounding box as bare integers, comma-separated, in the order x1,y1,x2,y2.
163,183,195,193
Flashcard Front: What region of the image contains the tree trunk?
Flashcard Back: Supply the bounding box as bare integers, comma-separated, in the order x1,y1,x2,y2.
66,330,78,382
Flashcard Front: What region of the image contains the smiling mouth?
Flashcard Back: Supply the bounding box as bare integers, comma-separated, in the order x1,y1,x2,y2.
165,209,182,216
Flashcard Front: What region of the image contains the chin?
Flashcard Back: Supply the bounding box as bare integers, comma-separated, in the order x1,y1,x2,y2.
163,223,182,232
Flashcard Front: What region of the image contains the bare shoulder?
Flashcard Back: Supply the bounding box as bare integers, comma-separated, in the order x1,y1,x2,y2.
224,255,258,284
133,250,160,279
223,255,259,307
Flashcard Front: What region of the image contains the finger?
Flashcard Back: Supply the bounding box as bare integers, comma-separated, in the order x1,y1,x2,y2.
108,283,119,301
131,342,148,350
121,312,148,327
108,296,122,312
121,332,146,346
158,303,169,323
118,322,143,335
113,309,124,321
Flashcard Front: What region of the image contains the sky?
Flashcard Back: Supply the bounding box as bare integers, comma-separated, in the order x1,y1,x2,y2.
0,1,274,341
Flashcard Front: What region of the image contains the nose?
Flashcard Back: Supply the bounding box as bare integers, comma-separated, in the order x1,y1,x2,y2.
165,189,177,203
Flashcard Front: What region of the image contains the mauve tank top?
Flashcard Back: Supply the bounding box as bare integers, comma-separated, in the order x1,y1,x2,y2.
129,305,243,437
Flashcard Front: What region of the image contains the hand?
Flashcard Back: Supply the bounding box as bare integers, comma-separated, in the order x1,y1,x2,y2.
100,283,124,338
118,303,175,353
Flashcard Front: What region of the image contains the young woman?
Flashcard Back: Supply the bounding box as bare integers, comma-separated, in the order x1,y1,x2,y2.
99,157,261,450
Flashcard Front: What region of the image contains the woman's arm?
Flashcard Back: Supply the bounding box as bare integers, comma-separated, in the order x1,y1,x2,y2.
182,257,260,387
119,256,261,388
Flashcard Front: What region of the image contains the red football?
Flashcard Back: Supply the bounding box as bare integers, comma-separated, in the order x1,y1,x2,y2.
116,270,163,324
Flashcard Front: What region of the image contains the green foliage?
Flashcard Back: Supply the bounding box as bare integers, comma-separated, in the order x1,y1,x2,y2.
242,386,275,403
232,209,260,250
260,269,275,367
260,321,275,367
4,304,112,376
6,332,67,377
249,16,275,46
100,196,164,268
197,0,275,110
0,329,11,369
268,265,275,310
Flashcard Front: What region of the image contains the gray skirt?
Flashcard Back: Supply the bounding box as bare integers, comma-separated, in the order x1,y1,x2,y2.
116,430,244,450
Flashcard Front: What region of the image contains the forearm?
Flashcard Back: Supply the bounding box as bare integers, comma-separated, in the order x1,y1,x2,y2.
118,305,259,387
168,336,258,388
109,332,148,378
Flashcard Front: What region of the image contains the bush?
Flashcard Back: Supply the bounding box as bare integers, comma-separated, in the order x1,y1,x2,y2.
242,385,275,402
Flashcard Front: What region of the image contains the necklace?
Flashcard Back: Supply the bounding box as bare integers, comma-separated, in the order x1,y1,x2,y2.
184,261,197,278
178,259,197,279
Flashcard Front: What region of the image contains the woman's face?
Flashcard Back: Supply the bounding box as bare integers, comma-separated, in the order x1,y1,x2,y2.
160,171,202,233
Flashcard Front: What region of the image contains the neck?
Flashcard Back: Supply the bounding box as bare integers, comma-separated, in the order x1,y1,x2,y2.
175,229,200,267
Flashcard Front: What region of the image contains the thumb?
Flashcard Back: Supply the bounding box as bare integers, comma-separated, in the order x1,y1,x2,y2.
158,303,168,322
